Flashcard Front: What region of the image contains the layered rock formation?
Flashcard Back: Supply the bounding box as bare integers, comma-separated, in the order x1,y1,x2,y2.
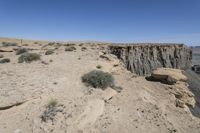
109,44,192,75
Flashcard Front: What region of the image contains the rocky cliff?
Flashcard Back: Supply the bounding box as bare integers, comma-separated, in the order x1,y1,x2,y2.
109,44,192,75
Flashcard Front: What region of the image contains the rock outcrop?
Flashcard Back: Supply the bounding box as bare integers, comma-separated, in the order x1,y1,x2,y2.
109,44,192,75
151,68,187,85
148,68,195,108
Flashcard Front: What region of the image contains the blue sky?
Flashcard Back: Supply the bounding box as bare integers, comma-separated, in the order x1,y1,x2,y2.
0,0,200,45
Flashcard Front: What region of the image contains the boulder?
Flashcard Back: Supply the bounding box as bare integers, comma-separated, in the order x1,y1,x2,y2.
151,68,187,85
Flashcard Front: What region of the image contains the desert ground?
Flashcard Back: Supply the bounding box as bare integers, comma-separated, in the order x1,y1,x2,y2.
0,38,200,133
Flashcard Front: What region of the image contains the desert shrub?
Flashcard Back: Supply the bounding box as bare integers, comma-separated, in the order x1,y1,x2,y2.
2,42,17,46
22,44,28,46
18,53,40,63
65,46,76,51
113,64,119,67
40,99,64,122
45,49,54,55
16,48,28,55
82,70,114,89
0,58,10,63
48,42,55,46
81,47,87,51
0,54,4,58
49,59,53,62
63,43,76,46
96,65,102,69
34,42,38,44
79,43,84,46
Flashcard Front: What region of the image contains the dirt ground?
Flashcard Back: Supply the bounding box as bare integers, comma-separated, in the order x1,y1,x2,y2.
0,38,200,133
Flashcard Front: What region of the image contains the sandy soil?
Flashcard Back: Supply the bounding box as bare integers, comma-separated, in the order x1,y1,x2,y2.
0,38,200,133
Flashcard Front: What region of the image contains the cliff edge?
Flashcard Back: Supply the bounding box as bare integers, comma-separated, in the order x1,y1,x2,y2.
109,44,192,75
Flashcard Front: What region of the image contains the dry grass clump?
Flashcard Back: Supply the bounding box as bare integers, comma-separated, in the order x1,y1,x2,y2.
16,48,28,55
45,49,54,55
48,42,55,46
2,42,17,46
96,65,102,69
0,58,10,63
63,43,76,47
65,46,76,51
18,53,40,63
113,64,119,67
40,99,64,122
81,47,87,51
82,70,114,89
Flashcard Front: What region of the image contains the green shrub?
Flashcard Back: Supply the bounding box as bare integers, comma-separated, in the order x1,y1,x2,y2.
96,65,102,69
0,58,10,63
18,53,40,63
65,46,76,51
16,48,27,55
2,42,17,46
82,70,114,89
45,49,54,55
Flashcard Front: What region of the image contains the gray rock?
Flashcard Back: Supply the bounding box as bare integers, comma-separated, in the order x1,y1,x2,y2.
109,44,192,76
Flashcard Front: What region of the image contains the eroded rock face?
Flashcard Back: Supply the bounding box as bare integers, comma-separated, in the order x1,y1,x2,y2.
109,44,192,75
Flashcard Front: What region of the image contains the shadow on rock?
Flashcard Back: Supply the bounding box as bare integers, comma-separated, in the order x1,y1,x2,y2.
184,69,200,118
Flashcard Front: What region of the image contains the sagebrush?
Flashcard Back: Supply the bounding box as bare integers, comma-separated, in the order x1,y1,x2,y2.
0,58,10,63
45,49,54,55
82,70,114,89
40,99,64,122
2,42,17,46
16,48,27,55
65,46,76,51
18,53,40,63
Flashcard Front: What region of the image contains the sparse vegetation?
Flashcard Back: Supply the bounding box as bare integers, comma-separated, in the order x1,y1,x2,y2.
65,46,76,51
113,64,119,67
34,42,38,44
0,58,10,63
45,49,54,55
82,70,114,89
2,42,17,46
40,99,64,122
18,53,40,63
96,65,102,69
48,42,55,46
81,47,87,51
16,48,27,55
79,43,84,46
63,43,76,46
49,59,53,62
22,44,28,46
48,99,58,107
